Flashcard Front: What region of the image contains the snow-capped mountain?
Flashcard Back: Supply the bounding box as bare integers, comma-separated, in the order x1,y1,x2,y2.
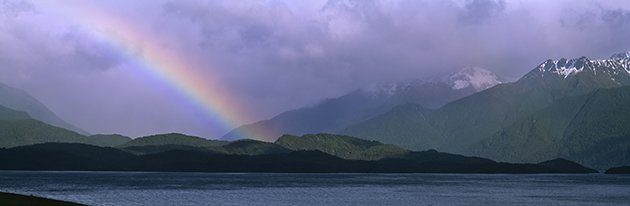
344,51,630,170
611,51,630,59
523,52,630,86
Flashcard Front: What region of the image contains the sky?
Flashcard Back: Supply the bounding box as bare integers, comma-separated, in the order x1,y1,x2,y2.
0,0,629,138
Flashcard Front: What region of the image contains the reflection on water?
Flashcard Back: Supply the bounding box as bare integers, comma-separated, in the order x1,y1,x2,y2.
1,171,629,206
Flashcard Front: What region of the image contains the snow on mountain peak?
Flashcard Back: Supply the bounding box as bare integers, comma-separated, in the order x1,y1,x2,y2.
537,57,589,79
611,52,630,59
523,52,630,81
445,66,502,91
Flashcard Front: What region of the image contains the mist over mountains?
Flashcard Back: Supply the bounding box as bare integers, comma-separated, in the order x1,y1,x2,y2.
344,52,630,169
3,0,630,138
0,83,87,135
223,67,503,141
1,52,630,171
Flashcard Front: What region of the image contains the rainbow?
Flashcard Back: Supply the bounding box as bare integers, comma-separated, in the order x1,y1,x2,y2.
42,2,269,140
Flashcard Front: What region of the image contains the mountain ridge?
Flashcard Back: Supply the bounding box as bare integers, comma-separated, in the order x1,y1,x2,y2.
344,52,630,169
0,105,132,148
0,82,88,135
0,139,598,173
224,66,503,141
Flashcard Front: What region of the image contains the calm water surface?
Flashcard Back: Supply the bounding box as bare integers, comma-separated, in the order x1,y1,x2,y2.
1,171,629,206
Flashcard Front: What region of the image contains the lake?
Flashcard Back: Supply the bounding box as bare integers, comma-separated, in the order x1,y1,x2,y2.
1,171,629,206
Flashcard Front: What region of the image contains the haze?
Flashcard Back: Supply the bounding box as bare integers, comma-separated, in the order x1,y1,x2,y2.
1,0,629,138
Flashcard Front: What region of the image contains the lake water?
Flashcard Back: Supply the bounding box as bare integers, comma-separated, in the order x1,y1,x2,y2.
1,171,629,206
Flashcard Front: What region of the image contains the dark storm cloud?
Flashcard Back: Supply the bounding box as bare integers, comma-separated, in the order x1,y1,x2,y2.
600,8,630,52
1,0,630,138
458,0,506,24
155,0,630,124
602,8,630,29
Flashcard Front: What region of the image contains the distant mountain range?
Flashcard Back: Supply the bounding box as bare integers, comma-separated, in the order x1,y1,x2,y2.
0,133,597,173
344,52,630,170
0,101,613,172
2,52,630,172
223,67,503,141
0,82,87,134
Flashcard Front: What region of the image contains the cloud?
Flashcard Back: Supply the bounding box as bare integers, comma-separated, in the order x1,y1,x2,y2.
59,27,127,71
458,0,506,24
157,0,630,123
0,0,35,18
602,8,630,29
1,0,630,138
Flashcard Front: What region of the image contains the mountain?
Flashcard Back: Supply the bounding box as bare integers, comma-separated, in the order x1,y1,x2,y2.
0,104,31,121
223,67,502,141
0,105,88,148
0,82,87,134
536,158,598,173
121,133,403,158
0,104,132,148
0,143,134,170
221,139,292,155
120,145,215,155
343,104,440,150
0,142,596,173
275,133,409,160
519,54,630,92
222,89,398,141
472,86,630,169
344,52,630,169
86,134,132,147
119,133,228,148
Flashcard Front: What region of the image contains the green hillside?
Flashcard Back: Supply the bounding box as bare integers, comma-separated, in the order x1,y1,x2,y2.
0,82,87,134
343,54,630,169
0,105,132,148
472,86,630,169
344,80,567,153
0,119,87,148
119,133,228,148
344,104,441,151
471,93,591,163
221,139,291,155
0,104,31,121
0,105,88,148
275,133,409,160
86,134,132,147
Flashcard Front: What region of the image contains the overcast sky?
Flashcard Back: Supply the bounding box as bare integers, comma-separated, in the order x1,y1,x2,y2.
1,0,629,138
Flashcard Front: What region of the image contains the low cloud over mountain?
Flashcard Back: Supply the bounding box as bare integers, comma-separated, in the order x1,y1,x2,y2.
0,0,629,137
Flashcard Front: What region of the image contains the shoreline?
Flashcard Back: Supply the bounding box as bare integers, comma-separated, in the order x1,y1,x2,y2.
0,169,602,174
0,191,85,206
